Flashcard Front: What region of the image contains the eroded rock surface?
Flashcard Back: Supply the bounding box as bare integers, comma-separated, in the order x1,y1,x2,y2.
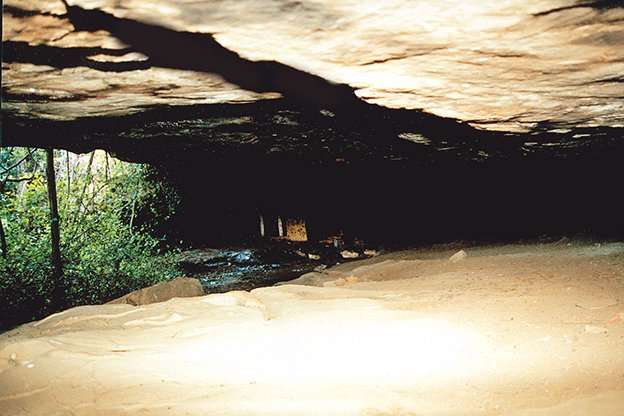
3,0,624,132
2,241,623,415
2,0,624,165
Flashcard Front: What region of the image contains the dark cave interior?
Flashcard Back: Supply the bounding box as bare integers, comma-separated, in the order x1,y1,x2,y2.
157,152,624,247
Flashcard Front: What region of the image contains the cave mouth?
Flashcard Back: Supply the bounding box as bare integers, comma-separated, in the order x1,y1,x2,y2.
160,154,624,249
2,0,624,414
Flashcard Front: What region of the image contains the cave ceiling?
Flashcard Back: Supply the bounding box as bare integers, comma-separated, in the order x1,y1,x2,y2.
1,0,623,163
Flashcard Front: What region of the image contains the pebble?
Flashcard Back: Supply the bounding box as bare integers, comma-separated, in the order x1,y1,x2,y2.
585,325,608,334
340,250,359,259
8,352,17,367
345,275,359,284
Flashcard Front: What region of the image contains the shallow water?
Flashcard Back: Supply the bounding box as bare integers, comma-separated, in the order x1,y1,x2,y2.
176,247,317,293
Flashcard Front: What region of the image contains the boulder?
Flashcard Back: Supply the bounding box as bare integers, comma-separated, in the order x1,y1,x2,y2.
340,250,359,259
108,277,204,306
449,250,467,263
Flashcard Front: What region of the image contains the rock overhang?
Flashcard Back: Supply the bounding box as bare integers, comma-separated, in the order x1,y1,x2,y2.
1,0,624,164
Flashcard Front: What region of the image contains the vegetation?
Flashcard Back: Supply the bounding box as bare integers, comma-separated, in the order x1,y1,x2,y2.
0,148,181,330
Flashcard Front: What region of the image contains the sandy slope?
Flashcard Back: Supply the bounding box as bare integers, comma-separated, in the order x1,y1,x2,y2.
1,241,623,415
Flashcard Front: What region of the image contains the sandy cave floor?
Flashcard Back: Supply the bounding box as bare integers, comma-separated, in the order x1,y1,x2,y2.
1,241,624,415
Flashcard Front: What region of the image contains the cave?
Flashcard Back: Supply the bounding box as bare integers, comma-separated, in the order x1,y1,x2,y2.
2,0,624,414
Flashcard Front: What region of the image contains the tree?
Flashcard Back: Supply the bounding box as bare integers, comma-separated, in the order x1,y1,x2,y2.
0,218,7,258
46,149,64,306
0,148,180,329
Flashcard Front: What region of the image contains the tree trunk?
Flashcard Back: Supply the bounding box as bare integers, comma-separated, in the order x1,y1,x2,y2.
65,150,71,212
0,217,7,258
76,151,94,218
46,149,64,306
129,194,137,232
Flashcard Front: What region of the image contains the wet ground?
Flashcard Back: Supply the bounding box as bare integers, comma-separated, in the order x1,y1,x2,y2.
175,241,372,293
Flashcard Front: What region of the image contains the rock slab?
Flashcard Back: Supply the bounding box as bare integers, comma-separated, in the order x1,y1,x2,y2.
449,250,468,263
108,277,204,306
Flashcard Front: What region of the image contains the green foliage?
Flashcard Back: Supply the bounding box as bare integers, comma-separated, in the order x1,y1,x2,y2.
130,166,181,246
0,149,180,330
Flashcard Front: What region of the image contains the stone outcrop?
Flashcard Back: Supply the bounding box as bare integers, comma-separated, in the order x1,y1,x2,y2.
2,0,623,164
108,277,204,306
449,250,468,263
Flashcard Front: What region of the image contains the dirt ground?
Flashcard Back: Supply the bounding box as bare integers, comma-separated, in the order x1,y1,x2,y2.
1,240,623,415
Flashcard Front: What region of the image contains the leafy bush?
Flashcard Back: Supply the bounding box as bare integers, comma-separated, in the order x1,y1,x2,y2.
0,149,180,330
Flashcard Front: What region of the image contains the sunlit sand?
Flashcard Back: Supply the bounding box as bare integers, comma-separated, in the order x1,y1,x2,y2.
2,241,623,415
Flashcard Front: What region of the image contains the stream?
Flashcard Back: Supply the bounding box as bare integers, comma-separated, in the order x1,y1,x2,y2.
176,242,362,293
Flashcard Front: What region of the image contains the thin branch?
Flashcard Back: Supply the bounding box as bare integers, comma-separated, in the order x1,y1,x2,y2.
4,176,36,183
72,151,94,223
105,152,110,182
65,150,71,212
0,148,35,176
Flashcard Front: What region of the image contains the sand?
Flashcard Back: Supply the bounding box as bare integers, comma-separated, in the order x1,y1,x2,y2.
1,241,623,415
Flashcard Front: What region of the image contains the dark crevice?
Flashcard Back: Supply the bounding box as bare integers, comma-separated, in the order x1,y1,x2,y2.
1,87,91,103
2,99,623,165
533,0,624,16
3,4,67,19
61,2,362,113
593,75,624,83
3,41,151,72
358,48,447,66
